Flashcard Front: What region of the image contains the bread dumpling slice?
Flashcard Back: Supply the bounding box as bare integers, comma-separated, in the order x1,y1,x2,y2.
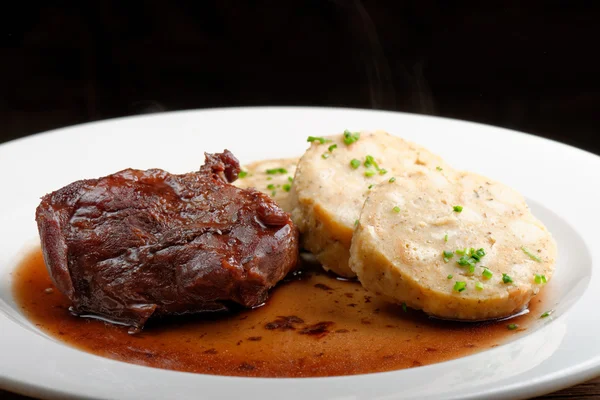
234,158,298,213
349,169,557,320
290,130,453,277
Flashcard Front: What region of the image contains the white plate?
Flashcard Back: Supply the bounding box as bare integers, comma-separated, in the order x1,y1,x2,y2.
0,107,599,400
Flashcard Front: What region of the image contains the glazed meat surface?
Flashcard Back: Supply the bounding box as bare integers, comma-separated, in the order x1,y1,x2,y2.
36,151,299,330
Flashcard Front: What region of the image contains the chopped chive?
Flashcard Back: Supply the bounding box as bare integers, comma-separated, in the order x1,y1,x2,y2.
482,268,493,279
288,176,293,182
271,190,277,196
402,302,407,312
442,250,454,263
392,206,401,213
436,166,443,171
455,248,466,256
368,184,374,189
282,184,291,192
364,155,378,169
540,310,553,318
307,136,329,144
238,171,248,178
453,205,463,212
475,281,484,291
471,248,486,261
457,255,474,267
322,153,330,159
267,176,273,180
343,130,360,145
541,275,547,284
444,234,448,242
507,323,518,330
267,184,276,190
350,159,361,169
364,155,387,175
534,274,542,284
389,177,396,183
502,273,514,284
365,170,376,177
447,274,453,279
453,281,467,292
354,219,359,226
266,168,288,175
328,144,338,152
522,246,542,262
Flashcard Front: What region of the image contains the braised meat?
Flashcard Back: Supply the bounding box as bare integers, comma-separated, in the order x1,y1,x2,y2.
35,151,299,330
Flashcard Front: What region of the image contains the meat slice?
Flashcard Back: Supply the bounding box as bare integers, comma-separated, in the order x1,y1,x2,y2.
36,150,299,331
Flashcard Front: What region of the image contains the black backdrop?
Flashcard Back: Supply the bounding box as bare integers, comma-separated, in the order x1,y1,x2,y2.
2,1,599,153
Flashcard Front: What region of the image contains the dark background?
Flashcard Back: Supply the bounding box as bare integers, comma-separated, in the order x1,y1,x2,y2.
2,1,599,153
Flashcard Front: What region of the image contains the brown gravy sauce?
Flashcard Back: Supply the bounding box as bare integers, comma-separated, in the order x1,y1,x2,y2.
13,248,547,377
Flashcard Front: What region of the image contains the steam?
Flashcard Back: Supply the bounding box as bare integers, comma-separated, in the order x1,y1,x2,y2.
337,0,436,114
350,0,396,110
130,100,166,115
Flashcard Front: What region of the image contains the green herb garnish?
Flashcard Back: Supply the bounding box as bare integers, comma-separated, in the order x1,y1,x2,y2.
343,130,360,145
322,153,330,159
402,302,408,313
522,246,542,262
502,273,514,284
453,281,467,292
282,184,291,192
328,144,338,152
364,155,378,169
363,155,386,175
507,323,518,330
541,310,553,318
457,255,475,267
238,171,248,178
266,168,288,175
365,170,376,177
443,250,454,263
534,274,547,284
482,268,493,279
471,248,486,261
392,206,401,213
350,159,361,169
444,234,448,242
389,177,396,183
436,166,443,171
307,136,329,144
267,184,276,190
453,205,463,212
447,274,453,279
475,281,484,291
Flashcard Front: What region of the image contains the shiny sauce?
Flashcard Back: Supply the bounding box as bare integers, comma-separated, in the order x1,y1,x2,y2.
13,248,547,377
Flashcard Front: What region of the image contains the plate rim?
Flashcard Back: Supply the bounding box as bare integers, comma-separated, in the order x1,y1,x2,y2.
1,106,599,400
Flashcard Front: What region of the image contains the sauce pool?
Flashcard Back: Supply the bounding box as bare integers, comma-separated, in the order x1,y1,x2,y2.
13,248,547,377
